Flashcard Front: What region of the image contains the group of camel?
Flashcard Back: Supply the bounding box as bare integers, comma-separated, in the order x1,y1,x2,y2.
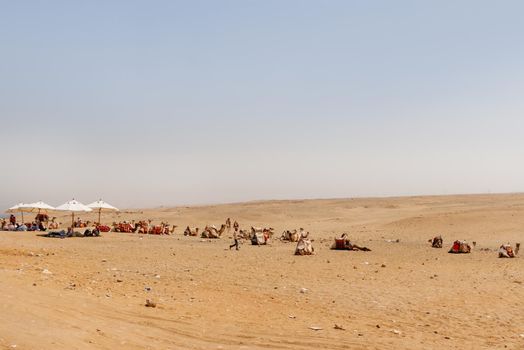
111,220,177,235
430,235,520,258
183,218,276,243
4,214,520,259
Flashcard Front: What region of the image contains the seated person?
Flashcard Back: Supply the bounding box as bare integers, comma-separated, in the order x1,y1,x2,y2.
16,223,28,231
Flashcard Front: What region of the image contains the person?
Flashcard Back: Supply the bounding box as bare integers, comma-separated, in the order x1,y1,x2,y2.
16,223,28,231
233,221,239,231
9,214,16,226
229,227,240,250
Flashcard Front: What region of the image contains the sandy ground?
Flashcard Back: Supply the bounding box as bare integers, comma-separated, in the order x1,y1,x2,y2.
1,194,523,350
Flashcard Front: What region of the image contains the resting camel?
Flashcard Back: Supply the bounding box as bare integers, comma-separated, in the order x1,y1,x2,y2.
251,226,275,236
73,219,90,228
281,229,300,242
201,224,227,239
295,232,314,255
164,224,177,234
430,235,443,248
331,233,371,251
184,226,200,236
448,240,471,254
112,221,136,233
251,230,272,245
135,220,150,234
48,217,60,230
498,243,519,258
237,229,250,240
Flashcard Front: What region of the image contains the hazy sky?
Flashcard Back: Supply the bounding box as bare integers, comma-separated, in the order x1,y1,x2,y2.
1,0,523,209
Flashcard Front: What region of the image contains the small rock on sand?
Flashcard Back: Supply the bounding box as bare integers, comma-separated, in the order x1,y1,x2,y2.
300,288,308,293
42,269,52,275
145,299,156,308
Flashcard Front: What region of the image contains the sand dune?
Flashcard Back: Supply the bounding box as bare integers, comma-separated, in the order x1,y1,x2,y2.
1,194,523,349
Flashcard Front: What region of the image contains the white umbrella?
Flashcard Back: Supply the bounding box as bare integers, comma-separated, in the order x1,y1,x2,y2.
6,203,31,223
55,199,92,229
24,201,56,213
87,199,119,224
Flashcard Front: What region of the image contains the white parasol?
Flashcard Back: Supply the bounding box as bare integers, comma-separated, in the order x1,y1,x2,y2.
87,199,119,224
6,203,31,223
55,199,92,229
24,201,56,213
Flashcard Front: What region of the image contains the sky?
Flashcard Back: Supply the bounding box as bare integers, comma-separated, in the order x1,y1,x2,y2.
1,0,523,210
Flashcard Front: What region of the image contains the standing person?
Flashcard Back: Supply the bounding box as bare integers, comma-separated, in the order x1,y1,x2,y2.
229,228,240,250
233,221,239,231
9,214,16,226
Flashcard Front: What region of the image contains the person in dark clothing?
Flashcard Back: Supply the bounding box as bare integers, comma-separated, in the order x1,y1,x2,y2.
229,228,240,250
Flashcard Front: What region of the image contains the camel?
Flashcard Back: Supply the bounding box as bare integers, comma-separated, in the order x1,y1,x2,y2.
237,229,250,240
498,243,519,258
48,217,60,230
430,235,443,248
163,224,177,235
295,232,314,255
251,230,272,245
281,229,300,242
112,221,136,233
73,219,90,228
202,224,227,239
184,226,200,236
448,240,471,254
331,233,371,251
251,226,275,235
135,220,150,234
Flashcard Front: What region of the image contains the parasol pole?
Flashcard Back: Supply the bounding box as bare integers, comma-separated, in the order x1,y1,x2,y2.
98,208,101,225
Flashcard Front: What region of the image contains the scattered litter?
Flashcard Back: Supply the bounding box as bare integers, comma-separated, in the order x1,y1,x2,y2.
300,288,308,294
288,315,296,319
42,269,52,275
309,326,322,331
144,287,152,292
392,329,401,335
334,324,345,330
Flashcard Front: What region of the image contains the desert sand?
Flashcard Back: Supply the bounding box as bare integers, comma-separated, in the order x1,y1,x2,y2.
1,194,523,349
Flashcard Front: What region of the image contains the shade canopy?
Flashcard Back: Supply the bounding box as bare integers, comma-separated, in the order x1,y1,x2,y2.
23,201,56,212
5,203,32,222
87,199,119,224
55,199,92,229
6,203,31,213
87,200,118,212
55,199,92,213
